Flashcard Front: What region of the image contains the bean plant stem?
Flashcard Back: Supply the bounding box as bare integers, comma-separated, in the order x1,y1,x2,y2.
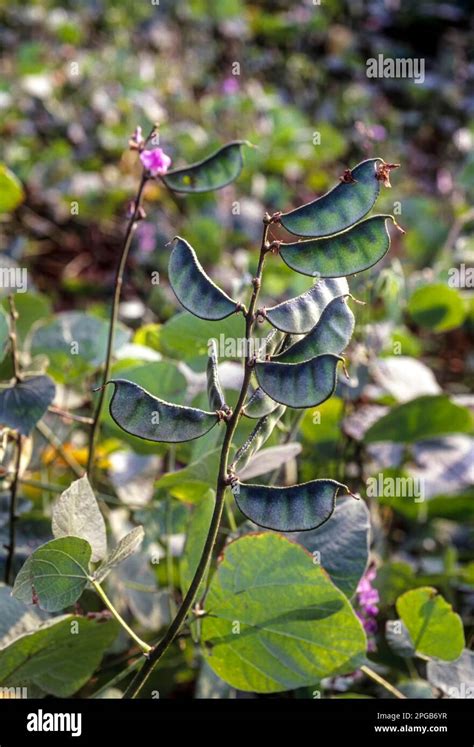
91,579,152,654
122,221,271,698
4,433,22,585
4,296,23,584
360,664,406,699
87,173,148,478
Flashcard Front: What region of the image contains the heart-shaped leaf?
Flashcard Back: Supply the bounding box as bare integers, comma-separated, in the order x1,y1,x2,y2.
396,587,465,661
232,404,286,472
243,386,280,419
0,375,56,435
279,216,393,278
169,237,240,321
262,278,348,334
280,158,383,238
201,533,366,692
162,141,247,193
12,537,92,613
255,353,342,408
94,526,145,583
206,338,226,411
0,615,118,697
234,478,348,531
107,379,220,443
52,476,107,563
275,296,354,363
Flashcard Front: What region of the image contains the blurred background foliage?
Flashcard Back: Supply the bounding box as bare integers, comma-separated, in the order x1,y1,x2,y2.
0,0,473,698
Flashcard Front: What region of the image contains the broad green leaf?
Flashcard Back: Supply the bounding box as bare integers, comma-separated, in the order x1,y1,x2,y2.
427,650,474,698
206,338,226,411
396,587,465,661
234,478,347,531
202,533,366,692
243,385,279,418
364,395,473,444
291,496,370,597
0,164,25,213
255,353,342,408
29,311,130,383
407,284,466,332
94,526,144,583
107,379,220,443
12,537,92,613
157,447,224,503
0,583,44,649
232,405,286,472
0,615,118,696
280,158,382,238
275,297,354,363
169,237,240,321
162,141,247,193
0,375,55,435
180,489,214,597
263,278,349,333
52,476,106,563
159,312,244,360
279,216,393,278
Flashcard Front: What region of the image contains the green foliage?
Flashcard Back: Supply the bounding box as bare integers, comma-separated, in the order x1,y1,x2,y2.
0,375,56,435
0,164,24,213
396,588,465,661
201,534,366,692
407,284,467,332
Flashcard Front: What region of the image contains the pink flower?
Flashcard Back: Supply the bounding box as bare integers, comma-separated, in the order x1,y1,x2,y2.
222,76,240,95
140,147,172,177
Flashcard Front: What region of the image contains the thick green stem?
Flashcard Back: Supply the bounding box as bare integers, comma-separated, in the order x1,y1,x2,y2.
87,173,148,478
122,221,270,699
91,579,152,654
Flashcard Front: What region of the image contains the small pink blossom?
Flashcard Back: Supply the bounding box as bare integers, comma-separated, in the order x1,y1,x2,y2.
222,76,240,95
140,147,172,177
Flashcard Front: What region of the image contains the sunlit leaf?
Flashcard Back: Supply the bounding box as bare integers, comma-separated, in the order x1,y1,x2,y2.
279,216,393,278
280,159,383,237
107,379,220,443
0,375,55,435
275,296,354,363
234,478,348,531
12,537,92,613
263,278,348,333
202,533,366,692
255,353,342,408
396,587,465,661
52,476,107,563
162,141,247,193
